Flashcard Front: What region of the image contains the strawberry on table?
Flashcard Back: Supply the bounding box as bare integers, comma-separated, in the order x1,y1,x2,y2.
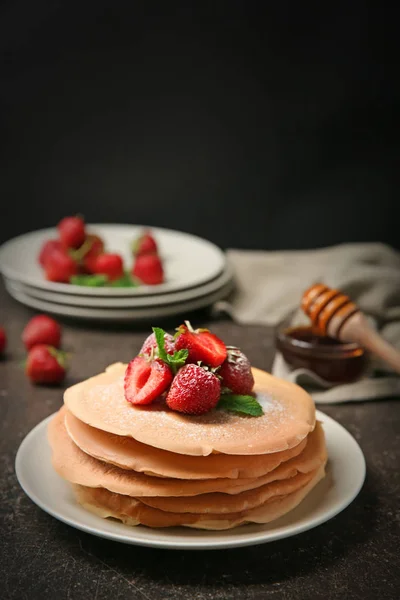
57,216,86,249
124,356,173,405
174,321,227,368
0,327,6,355
22,315,62,351
26,344,67,384
45,248,78,282
166,363,221,415
218,347,254,394
132,254,164,285
92,253,124,281
132,231,158,256
38,239,63,267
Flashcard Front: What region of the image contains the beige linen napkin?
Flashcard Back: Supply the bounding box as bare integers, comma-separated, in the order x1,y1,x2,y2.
213,243,400,403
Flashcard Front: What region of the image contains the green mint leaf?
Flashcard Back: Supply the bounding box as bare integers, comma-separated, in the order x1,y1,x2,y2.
217,394,263,417
152,327,169,362
152,327,188,373
109,273,138,287
70,274,108,287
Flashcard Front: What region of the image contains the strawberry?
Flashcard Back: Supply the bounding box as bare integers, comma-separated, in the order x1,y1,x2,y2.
174,321,227,368
0,327,6,355
124,356,173,405
57,216,86,249
166,363,221,415
218,347,254,394
92,253,124,281
22,314,62,351
140,332,175,356
38,239,63,267
45,248,78,282
132,254,164,285
132,231,158,256
82,234,105,273
26,344,67,384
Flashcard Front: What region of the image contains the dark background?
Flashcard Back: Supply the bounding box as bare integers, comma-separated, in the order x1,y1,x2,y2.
1,1,398,250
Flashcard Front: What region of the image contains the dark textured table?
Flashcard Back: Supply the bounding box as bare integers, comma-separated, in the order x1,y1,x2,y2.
1,281,399,600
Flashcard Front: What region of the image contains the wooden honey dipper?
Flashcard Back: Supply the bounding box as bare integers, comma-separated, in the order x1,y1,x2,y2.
301,283,400,374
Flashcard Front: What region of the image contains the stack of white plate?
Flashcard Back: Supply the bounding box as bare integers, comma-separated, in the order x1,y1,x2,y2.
0,224,234,322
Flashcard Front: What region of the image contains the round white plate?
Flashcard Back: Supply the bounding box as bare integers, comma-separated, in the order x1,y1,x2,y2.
5,279,234,321
4,263,234,308
0,224,226,296
15,410,365,550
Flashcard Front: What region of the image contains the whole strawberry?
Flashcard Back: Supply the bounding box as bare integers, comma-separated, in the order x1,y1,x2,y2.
38,239,63,267
22,315,62,351
166,363,221,415
175,321,227,368
26,344,67,384
82,234,105,273
140,332,175,356
132,231,158,256
132,254,164,285
58,216,86,249
0,327,6,355
124,356,173,405
92,253,124,281
45,248,78,282
218,347,254,394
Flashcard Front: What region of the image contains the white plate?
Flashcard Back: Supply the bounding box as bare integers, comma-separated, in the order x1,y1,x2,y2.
15,410,365,550
0,224,226,296
4,263,234,308
5,279,234,321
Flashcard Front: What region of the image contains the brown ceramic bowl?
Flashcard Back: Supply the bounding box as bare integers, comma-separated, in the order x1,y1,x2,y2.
275,325,368,384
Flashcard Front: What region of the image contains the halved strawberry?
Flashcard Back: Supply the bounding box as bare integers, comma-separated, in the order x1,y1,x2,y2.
174,322,227,368
140,332,175,356
124,356,173,405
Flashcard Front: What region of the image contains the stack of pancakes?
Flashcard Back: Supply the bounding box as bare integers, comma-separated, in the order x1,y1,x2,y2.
48,363,327,530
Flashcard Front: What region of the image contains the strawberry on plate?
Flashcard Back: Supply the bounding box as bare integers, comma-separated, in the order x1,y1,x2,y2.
45,248,78,282
92,253,124,281
132,254,164,285
124,356,173,405
132,231,158,256
38,239,63,267
82,234,105,273
57,216,86,249
0,327,6,355
218,347,254,394
166,363,221,415
22,315,62,351
174,321,227,368
26,344,67,384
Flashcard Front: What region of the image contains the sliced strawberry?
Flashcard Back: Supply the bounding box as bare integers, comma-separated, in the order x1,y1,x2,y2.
45,248,78,282
132,254,164,285
57,216,86,249
166,363,221,415
132,231,158,256
140,332,175,356
174,322,227,368
22,314,62,351
124,356,173,405
218,347,254,394
38,239,63,267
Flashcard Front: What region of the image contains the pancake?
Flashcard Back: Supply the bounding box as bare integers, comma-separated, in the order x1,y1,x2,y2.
64,409,308,480
64,363,315,456
49,410,326,497
73,465,325,530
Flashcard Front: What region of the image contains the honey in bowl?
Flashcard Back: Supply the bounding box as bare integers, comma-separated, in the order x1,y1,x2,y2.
276,326,368,384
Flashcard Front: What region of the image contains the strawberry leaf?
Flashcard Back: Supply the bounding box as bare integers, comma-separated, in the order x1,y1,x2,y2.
152,327,188,374
217,394,263,417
